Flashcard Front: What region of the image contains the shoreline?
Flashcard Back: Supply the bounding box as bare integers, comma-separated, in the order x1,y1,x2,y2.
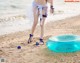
1,14,80,37
0,13,80,36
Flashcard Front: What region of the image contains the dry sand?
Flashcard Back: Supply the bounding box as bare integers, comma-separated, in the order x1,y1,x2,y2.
0,15,80,63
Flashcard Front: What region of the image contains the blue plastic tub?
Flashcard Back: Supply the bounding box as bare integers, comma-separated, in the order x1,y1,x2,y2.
46,34,80,53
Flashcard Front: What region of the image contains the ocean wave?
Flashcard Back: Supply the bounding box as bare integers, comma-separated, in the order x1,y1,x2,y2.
0,14,27,22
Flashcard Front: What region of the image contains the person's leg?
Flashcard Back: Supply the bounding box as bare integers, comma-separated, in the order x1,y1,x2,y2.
39,7,47,44
34,18,45,45
28,5,39,43
40,7,47,39
31,7,39,35
40,18,45,39
35,14,46,45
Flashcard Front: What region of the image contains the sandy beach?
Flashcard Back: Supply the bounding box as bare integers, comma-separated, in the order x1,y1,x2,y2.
0,15,80,63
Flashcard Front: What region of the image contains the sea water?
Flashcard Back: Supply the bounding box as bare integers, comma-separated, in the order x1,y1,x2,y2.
0,0,80,35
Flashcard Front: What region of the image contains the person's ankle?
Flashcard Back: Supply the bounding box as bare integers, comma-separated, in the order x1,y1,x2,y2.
39,38,44,42
30,34,33,37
